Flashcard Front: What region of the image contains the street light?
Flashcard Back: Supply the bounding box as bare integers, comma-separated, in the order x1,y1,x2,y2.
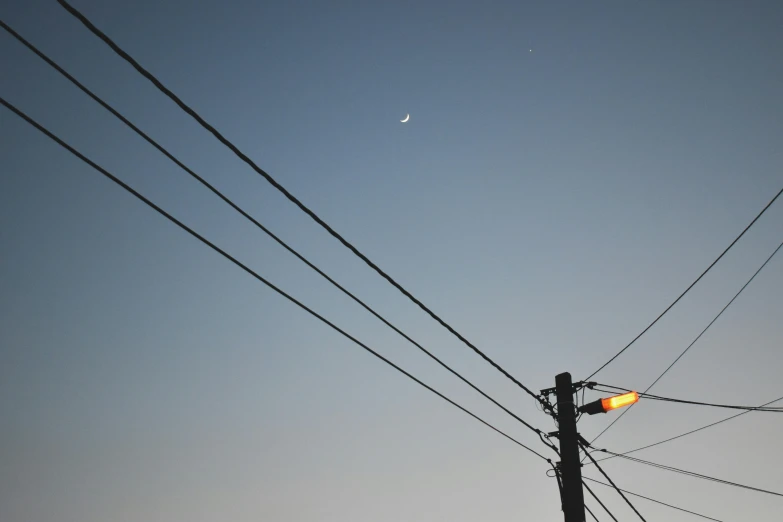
579,391,639,415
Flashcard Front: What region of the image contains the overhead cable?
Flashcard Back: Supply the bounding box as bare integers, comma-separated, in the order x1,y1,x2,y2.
580,440,647,521
584,503,601,522
588,394,783,464
587,236,783,445
585,197,783,381
0,17,552,448
596,448,783,499
0,96,554,463
583,477,724,522
640,393,782,412
56,0,550,409
592,384,783,412
582,480,619,522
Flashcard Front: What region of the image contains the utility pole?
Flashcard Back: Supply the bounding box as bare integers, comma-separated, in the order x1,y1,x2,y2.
555,372,585,522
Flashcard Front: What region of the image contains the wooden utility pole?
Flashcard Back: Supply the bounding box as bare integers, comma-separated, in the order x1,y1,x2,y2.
555,372,586,522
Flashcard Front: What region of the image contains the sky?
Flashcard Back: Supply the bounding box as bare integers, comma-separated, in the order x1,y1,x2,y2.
1,1,782,521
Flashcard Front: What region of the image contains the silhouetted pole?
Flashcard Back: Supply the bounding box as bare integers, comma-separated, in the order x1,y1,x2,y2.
556,372,586,522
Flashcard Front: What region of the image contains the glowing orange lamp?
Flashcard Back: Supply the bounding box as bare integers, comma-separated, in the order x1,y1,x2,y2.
601,391,639,412
579,391,639,415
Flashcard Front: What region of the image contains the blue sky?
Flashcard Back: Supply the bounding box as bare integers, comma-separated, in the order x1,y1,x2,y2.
2,1,782,521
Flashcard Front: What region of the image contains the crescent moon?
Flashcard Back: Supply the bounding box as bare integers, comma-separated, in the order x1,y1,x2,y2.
401,114,410,123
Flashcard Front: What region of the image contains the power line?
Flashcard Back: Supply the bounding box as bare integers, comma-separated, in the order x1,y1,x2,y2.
637,392,782,412
585,199,783,382
584,503,601,522
0,18,555,452
56,0,550,410
588,394,783,464
587,237,783,445
640,391,782,410
591,384,783,412
582,480,619,522
0,96,554,464
599,449,783,499
634,238,783,390
580,441,647,521
583,477,724,522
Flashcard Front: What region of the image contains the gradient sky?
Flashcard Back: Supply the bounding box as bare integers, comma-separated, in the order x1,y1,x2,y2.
2,1,782,521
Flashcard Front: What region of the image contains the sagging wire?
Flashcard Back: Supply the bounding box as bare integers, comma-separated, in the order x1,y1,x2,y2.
552,465,565,513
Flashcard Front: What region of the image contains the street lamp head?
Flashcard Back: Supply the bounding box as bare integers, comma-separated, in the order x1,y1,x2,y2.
579,391,639,415
601,391,639,412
